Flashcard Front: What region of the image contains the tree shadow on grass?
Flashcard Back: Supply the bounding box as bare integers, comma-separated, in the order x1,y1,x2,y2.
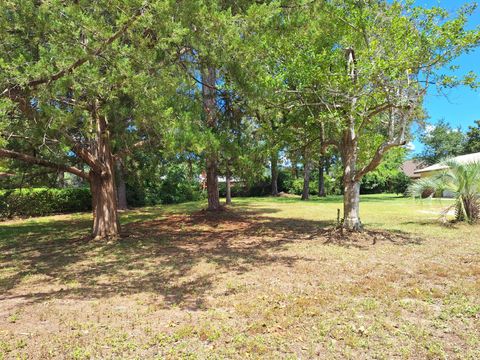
400,220,457,227
319,227,423,249
0,207,421,311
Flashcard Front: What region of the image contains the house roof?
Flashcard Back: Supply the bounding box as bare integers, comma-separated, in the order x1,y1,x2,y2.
414,152,480,174
400,159,423,178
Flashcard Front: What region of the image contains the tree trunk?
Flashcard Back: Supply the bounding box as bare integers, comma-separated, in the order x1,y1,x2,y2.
206,157,221,210
90,106,120,239
225,165,232,205
57,171,65,188
318,158,326,197
202,66,221,211
115,158,128,210
271,150,279,196
187,158,193,181
343,179,361,230
341,118,362,231
90,170,120,239
301,160,311,200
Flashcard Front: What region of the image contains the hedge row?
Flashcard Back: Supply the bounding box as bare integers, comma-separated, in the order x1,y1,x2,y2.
0,187,92,219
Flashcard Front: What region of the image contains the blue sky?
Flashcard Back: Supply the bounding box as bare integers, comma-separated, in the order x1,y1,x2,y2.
410,0,480,155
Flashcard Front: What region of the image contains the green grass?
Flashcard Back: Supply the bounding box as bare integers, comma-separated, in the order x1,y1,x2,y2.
231,194,466,239
0,193,458,243
0,194,479,359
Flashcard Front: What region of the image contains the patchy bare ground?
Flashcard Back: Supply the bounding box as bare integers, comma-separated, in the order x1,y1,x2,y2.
0,197,479,359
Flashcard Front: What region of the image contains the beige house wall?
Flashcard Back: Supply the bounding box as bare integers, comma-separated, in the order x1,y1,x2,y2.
418,169,446,178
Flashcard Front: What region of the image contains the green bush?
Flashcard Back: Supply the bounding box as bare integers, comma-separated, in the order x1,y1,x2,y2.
126,165,204,206
277,170,293,193
361,171,412,195
0,187,91,219
159,179,203,204
391,172,412,195
288,175,337,196
219,177,271,197
289,179,320,196
289,179,304,195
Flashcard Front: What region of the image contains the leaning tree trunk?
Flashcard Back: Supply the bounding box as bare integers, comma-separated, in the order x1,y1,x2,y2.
202,66,221,210
115,159,128,210
271,150,279,196
225,165,232,205
318,157,326,197
341,119,362,231
301,160,311,200
90,107,120,239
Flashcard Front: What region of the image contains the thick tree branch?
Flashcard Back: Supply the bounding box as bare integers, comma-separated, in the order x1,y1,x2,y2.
321,140,338,154
353,140,406,182
0,148,89,179
113,139,149,160
60,132,104,174
71,144,104,174
365,102,393,120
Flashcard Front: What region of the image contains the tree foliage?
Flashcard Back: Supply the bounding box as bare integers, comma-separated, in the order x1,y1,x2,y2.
465,120,480,154
418,120,467,165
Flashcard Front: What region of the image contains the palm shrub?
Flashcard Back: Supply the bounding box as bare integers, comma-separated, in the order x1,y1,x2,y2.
408,160,480,223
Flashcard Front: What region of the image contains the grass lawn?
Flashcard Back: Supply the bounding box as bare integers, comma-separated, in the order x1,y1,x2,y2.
0,194,479,359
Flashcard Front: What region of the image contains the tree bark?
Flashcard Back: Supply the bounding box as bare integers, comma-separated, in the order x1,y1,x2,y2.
202,66,221,211
90,170,119,240
301,159,311,200
343,179,361,231
57,171,65,188
225,165,232,205
341,118,362,231
187,158,193,181
271,150,279,196
206,157,220,210
90,105,120,239
115,158,128,210
318,157,326,197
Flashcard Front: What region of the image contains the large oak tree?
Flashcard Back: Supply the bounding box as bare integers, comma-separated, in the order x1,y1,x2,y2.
252,0,480,230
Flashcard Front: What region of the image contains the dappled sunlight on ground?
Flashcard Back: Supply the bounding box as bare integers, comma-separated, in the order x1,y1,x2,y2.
0,195,479,358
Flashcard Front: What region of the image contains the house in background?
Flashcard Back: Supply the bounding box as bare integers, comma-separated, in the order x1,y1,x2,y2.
198,171,242,190
400,159,423,179
413,152,480,178
413,152,480,198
